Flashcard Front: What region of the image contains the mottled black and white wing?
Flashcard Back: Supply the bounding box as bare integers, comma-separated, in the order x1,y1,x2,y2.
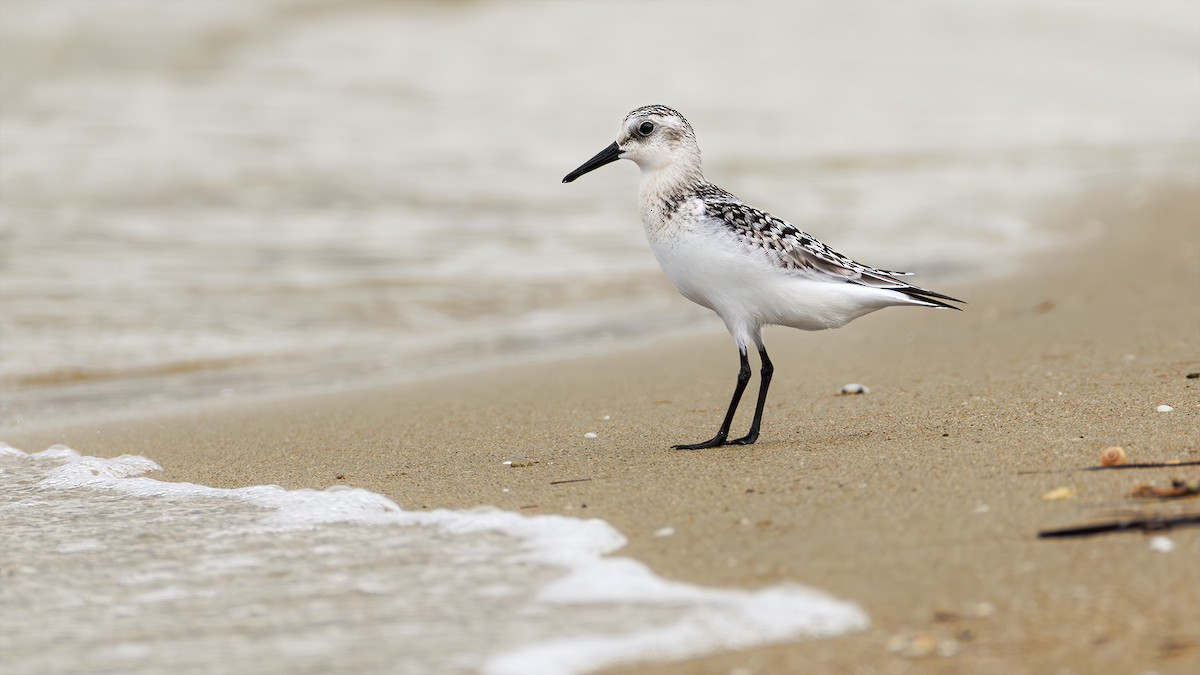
698,185,964,309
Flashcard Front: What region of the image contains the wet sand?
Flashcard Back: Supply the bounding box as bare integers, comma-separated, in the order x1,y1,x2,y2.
5,181,1199,674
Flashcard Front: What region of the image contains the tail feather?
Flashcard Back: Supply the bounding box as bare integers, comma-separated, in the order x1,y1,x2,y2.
901,287,965,310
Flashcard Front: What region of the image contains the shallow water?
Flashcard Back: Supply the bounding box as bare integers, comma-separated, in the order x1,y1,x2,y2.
2,0,1198,424
0,444,867,674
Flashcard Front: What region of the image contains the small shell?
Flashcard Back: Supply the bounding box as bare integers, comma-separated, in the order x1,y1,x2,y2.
839,383,871,395
1042,486,1076,501
905,633,938,657
1156,404,1174,413
583,432,598,439
1099,446,1127,467
1149,536,1175,553
887,632,941,657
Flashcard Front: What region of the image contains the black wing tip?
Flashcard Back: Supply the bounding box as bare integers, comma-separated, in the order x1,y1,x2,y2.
903,288,967,310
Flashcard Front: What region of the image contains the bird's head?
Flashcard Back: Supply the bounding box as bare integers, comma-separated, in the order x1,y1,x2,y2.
563,105,702,186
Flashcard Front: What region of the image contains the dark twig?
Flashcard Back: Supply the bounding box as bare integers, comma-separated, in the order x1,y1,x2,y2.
1038,514,1200,539
1083,461,1200,471
1017,460,1200,475
1129,479,1200,500
549,478,592,485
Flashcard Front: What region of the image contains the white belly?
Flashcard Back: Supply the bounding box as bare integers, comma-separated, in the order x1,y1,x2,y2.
647,226,896,337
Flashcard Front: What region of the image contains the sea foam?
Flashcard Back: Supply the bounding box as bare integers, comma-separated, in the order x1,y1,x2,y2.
0,442,867,674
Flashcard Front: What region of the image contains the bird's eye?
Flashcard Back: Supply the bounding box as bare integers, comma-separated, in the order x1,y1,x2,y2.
637,121,655,136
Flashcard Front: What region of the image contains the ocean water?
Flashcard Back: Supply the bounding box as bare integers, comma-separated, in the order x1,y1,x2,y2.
2,0,1198,424
0,443,868,674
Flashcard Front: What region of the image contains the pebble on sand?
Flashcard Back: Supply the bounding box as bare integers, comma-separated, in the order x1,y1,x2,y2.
840,383,871,395
584,432,598,438
1156,404,1174,412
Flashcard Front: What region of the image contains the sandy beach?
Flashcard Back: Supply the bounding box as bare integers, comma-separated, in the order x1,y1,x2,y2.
6,170,1198,673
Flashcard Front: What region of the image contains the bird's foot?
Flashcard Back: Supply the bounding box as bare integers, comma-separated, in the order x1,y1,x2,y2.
724,432,759,446
672,434,728,450
672,432,759,450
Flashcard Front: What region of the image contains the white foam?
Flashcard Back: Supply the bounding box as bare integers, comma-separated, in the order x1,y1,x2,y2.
56,539,106,554
35,445,163,488
487,560,865,675
487,583,856,675
1,442,868,674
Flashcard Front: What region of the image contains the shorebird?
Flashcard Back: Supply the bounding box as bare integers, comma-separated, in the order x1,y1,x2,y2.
563,105,963,449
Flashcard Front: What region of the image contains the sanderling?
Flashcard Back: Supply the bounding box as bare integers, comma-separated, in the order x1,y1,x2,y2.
563,105,963,449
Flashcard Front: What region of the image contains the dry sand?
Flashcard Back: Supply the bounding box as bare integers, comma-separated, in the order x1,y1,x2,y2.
5,181,1199,674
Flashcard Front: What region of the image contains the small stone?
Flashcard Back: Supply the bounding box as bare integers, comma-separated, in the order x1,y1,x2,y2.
653,527,676,537
1099,446,1127,467
1149,536,1174,553
1156,405,1174,413
840,383,871,395
1186,372,1199,379
584,432,598,438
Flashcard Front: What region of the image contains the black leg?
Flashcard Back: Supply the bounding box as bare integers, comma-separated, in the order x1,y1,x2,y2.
727,346,772,445
673,347,751,450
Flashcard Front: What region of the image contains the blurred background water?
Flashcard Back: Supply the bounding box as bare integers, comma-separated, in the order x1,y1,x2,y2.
2,0,1197,424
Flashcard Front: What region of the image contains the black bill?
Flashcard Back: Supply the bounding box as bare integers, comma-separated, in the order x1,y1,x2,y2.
562,141,621,183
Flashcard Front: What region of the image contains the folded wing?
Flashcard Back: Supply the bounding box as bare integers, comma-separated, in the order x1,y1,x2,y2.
700,188,965,309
